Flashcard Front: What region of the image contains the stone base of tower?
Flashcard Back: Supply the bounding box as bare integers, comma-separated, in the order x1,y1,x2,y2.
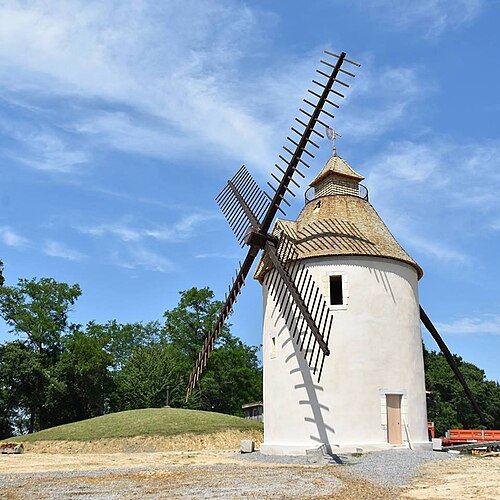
260,440,432,456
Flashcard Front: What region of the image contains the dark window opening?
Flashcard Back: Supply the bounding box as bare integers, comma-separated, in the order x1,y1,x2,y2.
329,275,343,305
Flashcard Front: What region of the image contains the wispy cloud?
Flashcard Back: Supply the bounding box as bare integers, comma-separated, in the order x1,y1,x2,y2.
437,314,500,335
361,0,483,38
363,138,500,264
78,212,220,243
0,226,29,248
0,117,89,174
341,66,432,141
111,245,173,273
396,230,468,264
43,240,86,261
195,252,239,260
0,1,432,179
0,0,278,172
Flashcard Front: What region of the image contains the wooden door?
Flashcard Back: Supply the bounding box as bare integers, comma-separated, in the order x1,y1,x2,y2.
386,394,402,445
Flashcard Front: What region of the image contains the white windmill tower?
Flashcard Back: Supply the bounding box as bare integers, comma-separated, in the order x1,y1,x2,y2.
255,143,430,454
185,50,486,454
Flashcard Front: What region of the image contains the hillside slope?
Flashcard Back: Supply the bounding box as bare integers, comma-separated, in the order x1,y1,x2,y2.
13,408,262,443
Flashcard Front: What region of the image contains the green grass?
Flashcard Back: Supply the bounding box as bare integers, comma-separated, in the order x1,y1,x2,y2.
10,408,263,443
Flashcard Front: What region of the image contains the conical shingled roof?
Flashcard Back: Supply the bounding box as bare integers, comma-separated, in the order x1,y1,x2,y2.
309,154,364,187
254,159,423,284
254,195,423,282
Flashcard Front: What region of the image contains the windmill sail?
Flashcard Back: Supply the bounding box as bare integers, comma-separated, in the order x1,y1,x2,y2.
185,50,361,400
186,254,253,398
216,165,271,246
263,233,334,379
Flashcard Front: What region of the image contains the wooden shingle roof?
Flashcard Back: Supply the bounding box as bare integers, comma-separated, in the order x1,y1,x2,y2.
309,154,364,187
254,194,422,282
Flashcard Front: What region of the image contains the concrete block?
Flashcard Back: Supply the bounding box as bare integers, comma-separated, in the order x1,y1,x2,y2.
432,438,442,451
240,440,255,453
306,444,328,463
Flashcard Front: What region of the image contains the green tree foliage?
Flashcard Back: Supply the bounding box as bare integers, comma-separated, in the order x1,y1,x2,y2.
111,287,262,415
0,260,4,287
85,320,162,369
0,282,262,437
113,344,187,410
0,341,46,435
0,277,81,433
0,277,81,355
197,336,262,416
424,346,500,436
163,287,229,361
55,330,114,423
161,287,262,415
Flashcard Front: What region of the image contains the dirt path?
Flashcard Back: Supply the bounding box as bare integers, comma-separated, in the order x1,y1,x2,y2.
0,449,498,499
402,455,500,499
0,451,395,499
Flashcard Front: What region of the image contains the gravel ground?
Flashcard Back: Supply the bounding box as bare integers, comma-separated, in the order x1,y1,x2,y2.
345,449,455,487
0,449,455,499
235,448,454,486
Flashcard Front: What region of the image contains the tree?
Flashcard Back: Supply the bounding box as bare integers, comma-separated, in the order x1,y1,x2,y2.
0,260,4,287
113,344,187,411
163,287,262,415
53,329,114,424
85,320,162,369
0,341,46,435
424,346,500,436
197,336,262,415
0,277,81,432
164,287,229,361
0,277,81,355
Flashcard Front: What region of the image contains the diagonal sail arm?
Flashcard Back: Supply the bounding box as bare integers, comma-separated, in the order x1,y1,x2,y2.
420,305,487,425
227,179,260,230
185,249,259,400
264,239,330,357
260,51,359,233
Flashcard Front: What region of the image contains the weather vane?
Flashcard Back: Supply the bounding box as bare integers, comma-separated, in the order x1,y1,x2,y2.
325,126,341,155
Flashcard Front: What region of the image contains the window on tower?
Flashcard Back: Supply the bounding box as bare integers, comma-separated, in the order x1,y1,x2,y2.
329,275,343,305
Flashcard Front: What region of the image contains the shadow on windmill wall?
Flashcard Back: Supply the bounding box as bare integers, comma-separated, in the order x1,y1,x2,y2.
285,322,335,452
278,313,335,449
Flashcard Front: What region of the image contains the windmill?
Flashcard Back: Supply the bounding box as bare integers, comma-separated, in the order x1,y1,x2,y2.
185,50,485,453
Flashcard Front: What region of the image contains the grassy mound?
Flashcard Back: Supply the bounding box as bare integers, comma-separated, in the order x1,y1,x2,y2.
13,408,263,443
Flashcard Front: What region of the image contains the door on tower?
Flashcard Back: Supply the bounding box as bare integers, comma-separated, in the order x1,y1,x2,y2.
386,394,402,445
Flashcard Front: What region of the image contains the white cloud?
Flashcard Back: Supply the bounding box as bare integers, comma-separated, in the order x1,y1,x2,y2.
195,252,239,260
0,1,430,179
43,240,86,261
363,138,500,264
111,245,173,273
0,226,29,248
362,0,483,38
339,65,432,141
395,230,468,264
78,212,220,243
0,0,279,173
436,314,500,335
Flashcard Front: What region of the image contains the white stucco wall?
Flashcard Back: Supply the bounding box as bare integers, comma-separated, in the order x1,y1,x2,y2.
260,255,430,455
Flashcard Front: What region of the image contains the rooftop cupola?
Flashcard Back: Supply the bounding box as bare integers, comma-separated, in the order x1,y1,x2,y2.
307,153,365,201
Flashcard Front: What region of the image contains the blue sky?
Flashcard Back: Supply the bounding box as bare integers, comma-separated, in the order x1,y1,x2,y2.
0,0,499,382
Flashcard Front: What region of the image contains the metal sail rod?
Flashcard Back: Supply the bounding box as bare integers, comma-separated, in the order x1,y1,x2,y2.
420,305,487,425
324,50,360,67
260,52,347,234
185,249,258,400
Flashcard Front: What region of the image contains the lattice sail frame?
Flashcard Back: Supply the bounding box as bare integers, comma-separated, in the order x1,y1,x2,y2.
186,50,361,399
